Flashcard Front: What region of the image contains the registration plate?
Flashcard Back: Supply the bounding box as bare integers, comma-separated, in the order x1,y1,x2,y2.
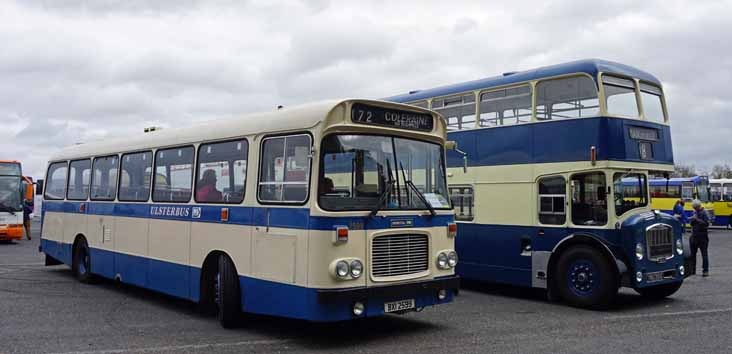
384,299,415,313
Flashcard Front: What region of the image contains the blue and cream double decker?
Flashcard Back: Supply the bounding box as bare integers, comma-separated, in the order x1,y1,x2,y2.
37,99,459,327
386,59,685,308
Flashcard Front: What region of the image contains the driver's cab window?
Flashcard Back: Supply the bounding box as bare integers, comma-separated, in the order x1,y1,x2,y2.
571,172,607,226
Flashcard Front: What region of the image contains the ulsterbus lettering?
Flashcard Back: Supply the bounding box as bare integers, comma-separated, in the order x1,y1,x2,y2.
149,206,191,217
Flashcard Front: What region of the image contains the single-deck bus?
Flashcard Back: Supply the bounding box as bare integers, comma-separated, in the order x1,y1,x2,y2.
38,99,459,327
385,59,686,308
649,176,715,224
710,178,732,227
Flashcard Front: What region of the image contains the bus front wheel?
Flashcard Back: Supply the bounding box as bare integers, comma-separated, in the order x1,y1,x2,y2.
554,245,618,309
216,255,241,328
635,282,682,300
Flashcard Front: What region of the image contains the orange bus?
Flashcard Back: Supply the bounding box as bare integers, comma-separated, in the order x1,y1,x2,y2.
0,160,33,241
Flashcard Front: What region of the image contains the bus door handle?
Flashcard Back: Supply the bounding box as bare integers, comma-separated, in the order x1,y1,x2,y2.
538,229,545,236
266,209,270,232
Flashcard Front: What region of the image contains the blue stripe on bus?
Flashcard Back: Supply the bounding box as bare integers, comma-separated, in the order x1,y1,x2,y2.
445,116,674,168
42,201,452,230
40,238,454,321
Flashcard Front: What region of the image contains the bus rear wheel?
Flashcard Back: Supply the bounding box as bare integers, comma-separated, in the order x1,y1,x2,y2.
635,282,682,300
72,237,95,284
554,245,618,309
216,255,241,328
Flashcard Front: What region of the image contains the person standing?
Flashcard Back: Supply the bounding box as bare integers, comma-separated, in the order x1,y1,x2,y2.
672,199,688,230
23,195,33,240
689,199,710,277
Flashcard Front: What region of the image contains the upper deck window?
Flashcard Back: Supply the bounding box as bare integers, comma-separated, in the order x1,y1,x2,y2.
603,75,639,118
479,85,532,127
640,83,665,123
432,93,476,131
536,76,599,120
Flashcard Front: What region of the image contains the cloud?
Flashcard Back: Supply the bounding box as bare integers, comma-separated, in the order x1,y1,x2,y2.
0,0,730,179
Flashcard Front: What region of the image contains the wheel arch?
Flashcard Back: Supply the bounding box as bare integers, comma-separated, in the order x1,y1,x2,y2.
547,233,624,296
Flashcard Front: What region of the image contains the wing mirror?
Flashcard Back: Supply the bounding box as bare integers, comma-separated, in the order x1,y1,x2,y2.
446,141,468,173
35,179,44,196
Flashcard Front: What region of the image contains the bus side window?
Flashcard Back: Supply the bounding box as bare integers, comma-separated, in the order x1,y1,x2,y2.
67,159,91,201
449,186,474,221
196,139,248,204
91,155,119,201
432,93,476,131
536,76,599,120
44,162,68,200
258,134,311,203
119,151,153,202
153,146,195,203
538,176,566,225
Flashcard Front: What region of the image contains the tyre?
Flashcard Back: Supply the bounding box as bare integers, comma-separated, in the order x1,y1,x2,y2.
635,282,682,300
216,255,241,328
72,238,95,283
554,245,618,309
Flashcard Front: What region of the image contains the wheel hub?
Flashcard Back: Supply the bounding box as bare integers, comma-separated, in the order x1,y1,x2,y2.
568,261,597,296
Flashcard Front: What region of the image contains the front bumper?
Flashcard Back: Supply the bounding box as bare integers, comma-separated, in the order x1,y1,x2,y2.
0,226,24,240
317,275,460,303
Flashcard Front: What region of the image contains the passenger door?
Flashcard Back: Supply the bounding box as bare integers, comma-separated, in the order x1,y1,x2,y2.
532,175,569,288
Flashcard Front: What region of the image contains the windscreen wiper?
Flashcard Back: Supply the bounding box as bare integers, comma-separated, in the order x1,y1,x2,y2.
368,159,395,219
399,162,436,217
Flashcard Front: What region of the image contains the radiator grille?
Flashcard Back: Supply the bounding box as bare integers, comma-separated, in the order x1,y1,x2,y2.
646,225,673,261
372,234,429,278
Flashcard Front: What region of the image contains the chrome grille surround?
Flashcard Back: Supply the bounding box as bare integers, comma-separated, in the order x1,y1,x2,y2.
646,223,674,262
371,234,429,278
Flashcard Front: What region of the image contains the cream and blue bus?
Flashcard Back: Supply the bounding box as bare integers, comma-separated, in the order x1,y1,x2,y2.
648,176,715,225
37,99,459,327
385,59,686,308
710,178,732,227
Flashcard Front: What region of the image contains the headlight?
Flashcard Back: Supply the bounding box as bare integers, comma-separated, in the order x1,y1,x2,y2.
437,252,449,269
447,251,458,268
635,243,644,261
336,260,350,278
350,260,363,278
676,239,684,255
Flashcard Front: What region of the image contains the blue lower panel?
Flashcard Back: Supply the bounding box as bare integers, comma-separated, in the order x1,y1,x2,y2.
40,238,453,321
713,215,729,227
457,262,532,286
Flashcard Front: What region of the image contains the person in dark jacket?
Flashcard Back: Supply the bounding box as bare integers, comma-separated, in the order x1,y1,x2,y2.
689,199,710,277
23,197,33,240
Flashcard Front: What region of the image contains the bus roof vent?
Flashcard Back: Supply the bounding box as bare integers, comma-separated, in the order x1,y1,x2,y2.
502,71,518,76
144,126,163,133
408,90,421,94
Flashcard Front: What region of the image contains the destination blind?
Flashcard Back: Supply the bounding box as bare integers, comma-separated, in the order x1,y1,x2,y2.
351,103,433,132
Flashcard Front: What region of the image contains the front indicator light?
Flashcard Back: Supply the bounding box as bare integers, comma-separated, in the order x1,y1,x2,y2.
438,289,447,300
636,271,643,283
350,260,363,278
336,260,350,279
676,239,684,255
353,302,365,316
447,223,457,238
635,243,644,261
447,251,458,268
437,252,449,269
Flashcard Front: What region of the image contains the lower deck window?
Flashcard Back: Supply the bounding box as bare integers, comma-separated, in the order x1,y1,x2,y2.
571,172,607,226
538,176,566,225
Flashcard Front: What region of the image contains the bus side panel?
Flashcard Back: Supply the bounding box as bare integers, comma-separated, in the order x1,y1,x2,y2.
86,203,116,279
455,223,532,287
114,215,150,287
712,202,732,226
148,219,191,299
40,202,69,264
62,202,88,268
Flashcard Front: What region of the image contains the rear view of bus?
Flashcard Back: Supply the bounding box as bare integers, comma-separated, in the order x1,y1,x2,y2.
0,161,26,241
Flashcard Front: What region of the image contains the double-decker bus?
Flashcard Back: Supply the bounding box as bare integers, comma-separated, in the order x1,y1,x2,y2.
649,176,715,224
710,178,732,227
0,160,32,241
385,59,686,308
37,99,459,327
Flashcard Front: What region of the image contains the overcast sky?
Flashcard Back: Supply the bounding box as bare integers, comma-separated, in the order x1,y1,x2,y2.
2,0,731,178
